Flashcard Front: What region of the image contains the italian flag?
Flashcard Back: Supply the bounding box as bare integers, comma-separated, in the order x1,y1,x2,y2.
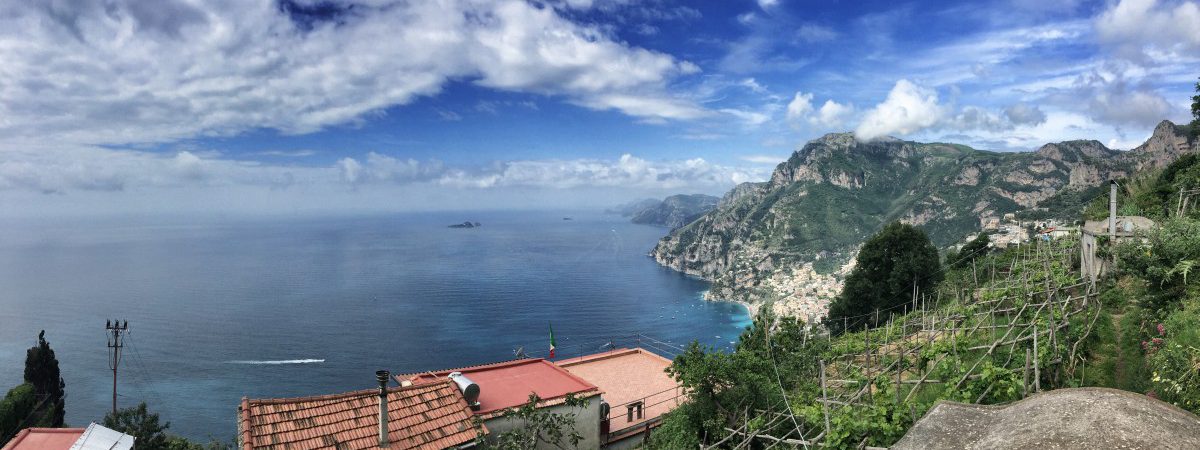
549,323,557,358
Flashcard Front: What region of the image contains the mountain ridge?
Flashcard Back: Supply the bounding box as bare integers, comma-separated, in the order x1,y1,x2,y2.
651,120,1198,317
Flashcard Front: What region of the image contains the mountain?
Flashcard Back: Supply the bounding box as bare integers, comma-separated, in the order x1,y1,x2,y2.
630,194,720,229
606,198,662,217
651,120,1197,316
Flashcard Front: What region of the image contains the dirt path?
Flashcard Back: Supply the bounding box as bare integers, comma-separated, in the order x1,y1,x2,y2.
1110,312,1127,388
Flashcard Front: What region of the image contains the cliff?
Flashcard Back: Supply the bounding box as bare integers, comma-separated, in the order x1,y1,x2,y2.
630,194,720,229
651,121,1197,316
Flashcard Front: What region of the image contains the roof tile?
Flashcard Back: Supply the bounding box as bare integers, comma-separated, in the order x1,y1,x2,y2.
241,379,482,450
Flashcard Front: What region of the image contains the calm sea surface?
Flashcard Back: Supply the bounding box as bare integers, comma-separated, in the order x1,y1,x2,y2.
0,211,749,440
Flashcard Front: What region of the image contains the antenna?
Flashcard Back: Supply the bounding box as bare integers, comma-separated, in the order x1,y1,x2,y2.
106,319,129,416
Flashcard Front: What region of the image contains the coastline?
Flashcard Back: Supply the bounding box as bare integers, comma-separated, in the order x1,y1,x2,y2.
702,289,759,318
735,300,759,318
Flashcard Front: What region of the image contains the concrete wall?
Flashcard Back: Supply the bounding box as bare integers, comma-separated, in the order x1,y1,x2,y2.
482,394,602,450
1080,231,1103,284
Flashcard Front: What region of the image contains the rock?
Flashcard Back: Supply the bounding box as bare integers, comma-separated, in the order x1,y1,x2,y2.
892,388,1200,450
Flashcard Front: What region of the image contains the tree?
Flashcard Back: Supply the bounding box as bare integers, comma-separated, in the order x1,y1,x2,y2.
102,402,231,450
1191,76,1200,141
650,310,827,449
24,330,65,426
0,384,37,443
488,393,588,450
827,222,941,332
954,233,991,269
103,403,171,450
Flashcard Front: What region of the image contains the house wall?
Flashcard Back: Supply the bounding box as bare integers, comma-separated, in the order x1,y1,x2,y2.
482,394,602,450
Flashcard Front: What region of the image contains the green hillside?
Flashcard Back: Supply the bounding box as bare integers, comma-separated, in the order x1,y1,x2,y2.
650,155,1200,449
652,122,1195,307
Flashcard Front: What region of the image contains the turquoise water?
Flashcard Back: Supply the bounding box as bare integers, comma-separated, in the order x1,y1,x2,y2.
0,211,749,440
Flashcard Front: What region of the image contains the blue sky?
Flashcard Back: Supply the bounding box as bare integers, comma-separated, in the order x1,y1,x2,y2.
0,0,1197,216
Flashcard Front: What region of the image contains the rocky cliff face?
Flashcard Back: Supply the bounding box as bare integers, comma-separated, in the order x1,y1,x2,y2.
630,194,720,229
653,121,1196,316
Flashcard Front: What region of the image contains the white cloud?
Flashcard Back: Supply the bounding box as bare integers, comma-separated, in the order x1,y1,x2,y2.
1096,0,1200,63
795,23,838,43
1003,103,1048,126
720,108,772,126
813,100,854,129
948,106,1011,133
343,153,767,190
854,80,946,140
757,0,780,10
1040,68,1175,128
740,78,769,94
0,0,705,148
0,144,766,197
786,92,854,130
786,92,815,123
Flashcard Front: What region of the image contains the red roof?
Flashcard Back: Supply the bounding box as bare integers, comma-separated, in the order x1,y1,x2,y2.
1,428,85,450
556,348,683,430
239,379,481,450
400,358,600,417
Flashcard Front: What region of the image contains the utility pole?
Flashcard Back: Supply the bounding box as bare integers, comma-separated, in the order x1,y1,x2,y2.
106,319,128,416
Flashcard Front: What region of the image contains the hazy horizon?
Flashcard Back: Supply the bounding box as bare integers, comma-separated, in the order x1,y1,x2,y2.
1,0,1197,216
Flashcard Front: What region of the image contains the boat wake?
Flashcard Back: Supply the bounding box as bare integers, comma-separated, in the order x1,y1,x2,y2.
226,359,325,365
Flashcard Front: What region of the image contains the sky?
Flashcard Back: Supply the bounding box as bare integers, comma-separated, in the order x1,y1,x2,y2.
0,0,1197,217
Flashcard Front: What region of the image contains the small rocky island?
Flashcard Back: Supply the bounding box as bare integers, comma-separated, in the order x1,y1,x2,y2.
448,221,481,228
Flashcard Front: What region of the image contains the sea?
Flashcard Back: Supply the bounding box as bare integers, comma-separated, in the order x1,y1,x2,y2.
0,210,750,441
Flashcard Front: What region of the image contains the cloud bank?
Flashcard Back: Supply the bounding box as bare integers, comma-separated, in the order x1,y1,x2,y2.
0,0,704,147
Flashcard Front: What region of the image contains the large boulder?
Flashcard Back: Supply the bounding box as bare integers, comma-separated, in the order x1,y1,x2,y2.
892,387,1200,450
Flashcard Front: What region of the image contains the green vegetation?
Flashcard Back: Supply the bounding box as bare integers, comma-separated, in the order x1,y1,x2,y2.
947,233,990,269
1,332,66,443
488,393,589,450
1191,77,1199,141
1084,154,1200,221
1,332,228,449
827,222,941,332
653,125,1156,306
0,384,37,443
102,403,231,450
654,237,1117,449
24,331,65,427
650,85,1200,448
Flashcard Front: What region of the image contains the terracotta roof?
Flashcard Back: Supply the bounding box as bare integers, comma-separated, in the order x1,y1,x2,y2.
239,379,482,450
556,348,683,431
2,428,86,450
400,358,600,417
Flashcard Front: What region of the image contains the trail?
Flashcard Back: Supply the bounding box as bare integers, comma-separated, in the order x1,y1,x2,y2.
1110,312,1127,388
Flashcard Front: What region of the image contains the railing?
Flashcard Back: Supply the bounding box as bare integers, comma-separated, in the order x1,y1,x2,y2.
515,333,689,361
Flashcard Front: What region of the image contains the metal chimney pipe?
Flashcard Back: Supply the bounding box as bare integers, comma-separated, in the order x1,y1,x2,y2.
1109,180,1118,238
376,370,390,448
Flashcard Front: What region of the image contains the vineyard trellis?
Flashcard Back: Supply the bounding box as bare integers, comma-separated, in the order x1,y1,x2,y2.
705,236,1105,449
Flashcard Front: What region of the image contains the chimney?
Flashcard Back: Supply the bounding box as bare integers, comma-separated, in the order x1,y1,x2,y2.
1109,180,1118,238
376,370,390,448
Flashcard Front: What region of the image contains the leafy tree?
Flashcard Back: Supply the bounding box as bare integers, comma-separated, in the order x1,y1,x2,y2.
1191,76,1199,141
103,403,171,450
101,403,228,450
24,330,65,426
953,233,991,269
650,311,827,449
827,222,941,332
0,384,37,443
488,393,588,450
